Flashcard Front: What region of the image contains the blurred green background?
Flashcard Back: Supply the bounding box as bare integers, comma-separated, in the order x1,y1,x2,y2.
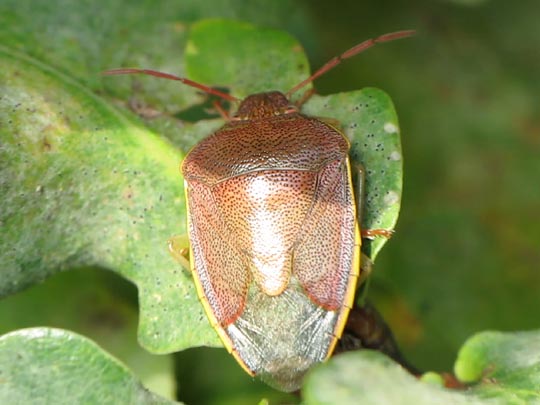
1,0,539,403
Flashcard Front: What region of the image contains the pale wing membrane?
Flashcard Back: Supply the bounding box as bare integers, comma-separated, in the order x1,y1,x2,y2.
227,281,338,392
187,181,251,326
293,159,356,310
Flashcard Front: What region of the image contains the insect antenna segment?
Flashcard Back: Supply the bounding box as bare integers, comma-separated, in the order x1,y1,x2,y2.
286,30,416,97
102,68,240,103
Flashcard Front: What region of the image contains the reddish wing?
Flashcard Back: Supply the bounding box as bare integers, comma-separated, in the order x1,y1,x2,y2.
293,159,357,311
186,180,251,327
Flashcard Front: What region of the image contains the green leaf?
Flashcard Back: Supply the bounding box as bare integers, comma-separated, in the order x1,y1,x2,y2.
0,267,176,399
185,19,311,98
0,0,316,113
0,47,219,351
303,351,475,405
455,330,540,402
303,88,402,261
0,327,178,404
304,329,540,403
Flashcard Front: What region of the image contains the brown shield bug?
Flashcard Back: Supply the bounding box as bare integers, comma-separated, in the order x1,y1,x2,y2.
104,28,413,392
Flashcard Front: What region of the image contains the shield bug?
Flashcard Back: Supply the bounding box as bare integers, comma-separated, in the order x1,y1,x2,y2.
104,29,413,392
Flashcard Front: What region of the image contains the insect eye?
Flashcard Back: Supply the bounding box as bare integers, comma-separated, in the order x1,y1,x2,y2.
231,114,245,121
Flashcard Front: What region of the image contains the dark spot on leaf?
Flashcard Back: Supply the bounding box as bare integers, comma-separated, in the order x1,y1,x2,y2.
123,187,134,199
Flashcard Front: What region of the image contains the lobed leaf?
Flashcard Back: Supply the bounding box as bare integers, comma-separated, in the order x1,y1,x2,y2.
0,327,178,404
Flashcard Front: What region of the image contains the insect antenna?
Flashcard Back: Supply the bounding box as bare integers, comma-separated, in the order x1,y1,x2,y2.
286,30,416,97
102,68,240,103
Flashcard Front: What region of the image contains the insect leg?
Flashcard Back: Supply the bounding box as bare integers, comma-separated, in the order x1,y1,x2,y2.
167,234,191,273
352,162,394,240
